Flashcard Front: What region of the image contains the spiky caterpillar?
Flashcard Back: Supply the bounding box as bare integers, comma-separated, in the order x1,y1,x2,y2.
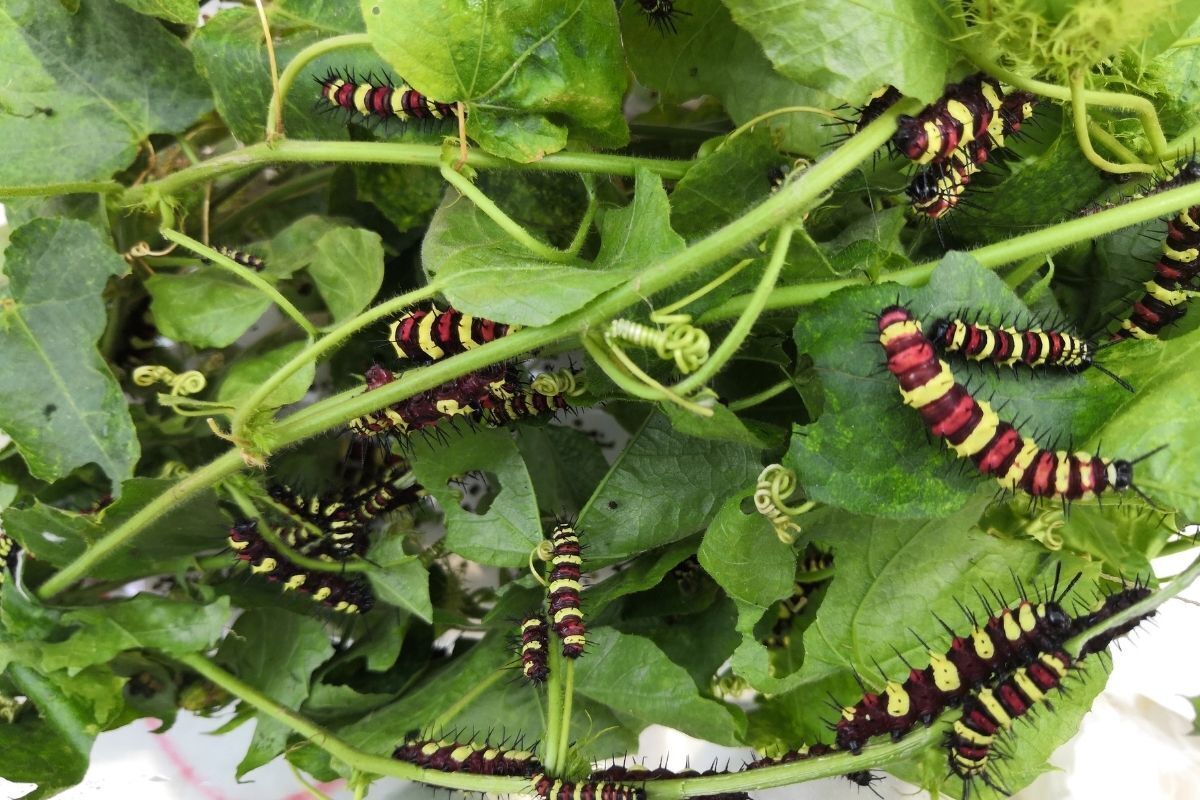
317,68,456,124
0,531,17,587
1112,206,1200,340
519,613,550,684
389,304,520,364
877,305,1152,501
215,246,265,271
893,73,1035,166
1070,582,1154,657
392,737,540,776
227,520,374,613
907,143,985,220
634,0,688,34
833,583,1075,754
947,650,1072,787
533,775,644,800
547,522,586,658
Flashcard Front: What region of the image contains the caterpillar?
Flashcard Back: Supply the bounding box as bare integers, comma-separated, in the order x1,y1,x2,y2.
589,764,728,781
853,86,904,134
347,364,518,441
215,246,265,271
1083,158,1200,215
834,570,1077,754
392,737,540,776
519,613,550,684
317,68,456,124
533,775,644,800
0,531,17,586
764,583,811,650
266,485,363,559
1112,206,1200,340
947,649,1071,791
634,0,688,34
227,520,374,613
389,304,520,364
907,144,983,220
1071,580,1153,657
893,73,1035,166
876,305,1158,502
743,742,836,770
477,386,570,428
547,522,586,659
797,548,834,579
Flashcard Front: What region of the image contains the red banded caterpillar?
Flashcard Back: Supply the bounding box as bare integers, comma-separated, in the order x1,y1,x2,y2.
317,68,456,124
930,316,1133,391
763,583,811,649
634,0,688,34
893,73,1035,166
392,737,540,776
519,613,550,684
390,304,520,364
877,305,1159,502
533,775,644,800
948,649,1072,791
547,522,586,658
798,548,834,579
834,569,1077,754
588,764,749,800
227,520,374,613
0,531,17,587
266,485,364,560
907,145,984,220
1112,206,1200,340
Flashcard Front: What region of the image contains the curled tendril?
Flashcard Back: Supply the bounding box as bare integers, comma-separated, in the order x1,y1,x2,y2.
606,314,710,374
157,461,192,480
122,241,176,262
754,464,815,545
528,542,552,587
531,368,585,397
1025,511,1066,551
132,365,207,396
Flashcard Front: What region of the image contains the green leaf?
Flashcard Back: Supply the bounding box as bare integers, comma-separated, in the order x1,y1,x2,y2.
218,340,316,408
0,219,137,488
353,164,445,232
515,425,611,515
724,0,956,103
411,428,540,567
698,494,795,607
265,214,349,276
146,271,272,348
578,412,760,562
192,1,363,144
669,128,782,241
0,665,94,799
585,538,697,616
363,537,432,622
4,478,226,581
0,0,211,190
787,253,1106,518
594,168,688,271
307,226,384,322
621,0,841,155
338,634,509,753
1081,327,1200,519
363,0,629,161
112,0,195,24
218,608,333,777
662,401,772,448
573,627,743,745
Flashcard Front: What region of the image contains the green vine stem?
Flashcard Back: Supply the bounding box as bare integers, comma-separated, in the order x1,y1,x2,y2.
37,102,909,597
0,180,122,197
1070,72,1155,175
173,652,532,793
1087,121,1144,166
543,644,565,774
160,228,318,337
266,33,374,140
698,178,1200,322
726,374,794,411
555,659,575,771
967,52,1172,159
426,668,508,733
122,141,694,207
439,162,594,262
230,283,443,441
673,224,793,395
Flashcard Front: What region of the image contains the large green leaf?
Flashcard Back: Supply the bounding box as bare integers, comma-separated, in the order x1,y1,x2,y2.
698,494,795,607
573,627,744,745
192,0,363,144
0,665,94,799
577,411,760,562
669,127,782,242
307,226,384,322
4,478,226,581
410,427,540,567
0,0,211,190
362,537,432,622
593,168,688,271
218,340,316,408
621,0,842,155
0,219,138,489
146,271,273,348
723,0,956,103
218,608,333,776
112,0,195,24
362,0,628,161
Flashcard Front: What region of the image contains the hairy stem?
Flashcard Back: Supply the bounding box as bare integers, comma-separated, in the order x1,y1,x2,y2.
160,228,318,337
1070,72,1154,175
122,141,694,206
